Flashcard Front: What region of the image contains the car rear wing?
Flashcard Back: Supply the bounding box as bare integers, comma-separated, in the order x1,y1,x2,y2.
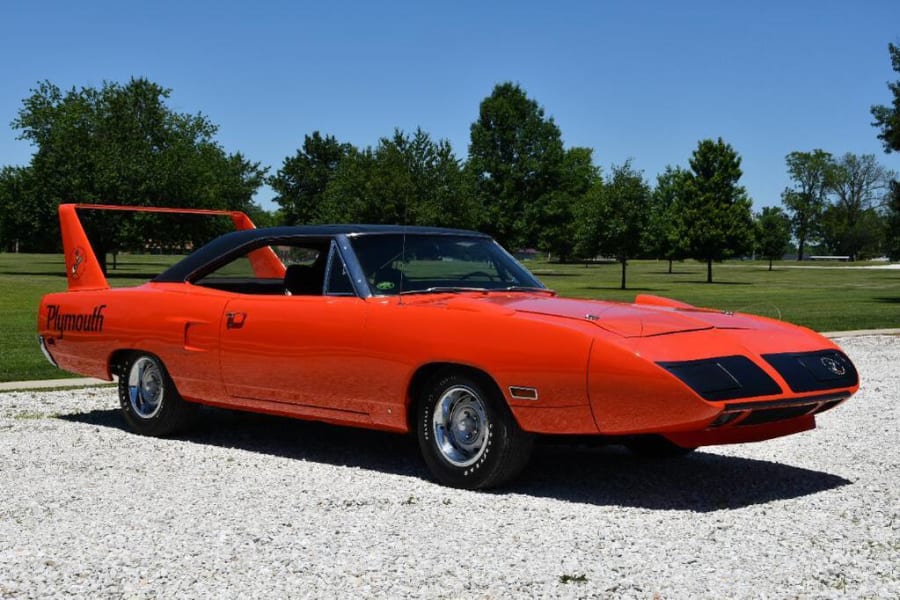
58,203,282,291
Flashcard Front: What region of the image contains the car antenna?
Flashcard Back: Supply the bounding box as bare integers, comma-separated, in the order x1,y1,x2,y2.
398,199,408,303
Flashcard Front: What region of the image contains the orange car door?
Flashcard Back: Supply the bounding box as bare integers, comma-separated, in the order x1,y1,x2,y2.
218,295,371,415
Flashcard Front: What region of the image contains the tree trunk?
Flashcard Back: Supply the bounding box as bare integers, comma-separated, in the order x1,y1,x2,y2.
620,259,627,290
96,246,108,276
797,236,805,261
769,258,773,271
706,258,713,283
667,258,673,274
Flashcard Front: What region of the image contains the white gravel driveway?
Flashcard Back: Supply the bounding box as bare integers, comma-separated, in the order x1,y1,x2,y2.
1,336,897,599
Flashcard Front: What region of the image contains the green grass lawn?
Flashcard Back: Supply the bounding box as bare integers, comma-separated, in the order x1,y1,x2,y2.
0,253,183,382
532,259,900,333
1,253,898,382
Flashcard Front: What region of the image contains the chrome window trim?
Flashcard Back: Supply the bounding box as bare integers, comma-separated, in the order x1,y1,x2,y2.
332,234,373,298
324,239,363,297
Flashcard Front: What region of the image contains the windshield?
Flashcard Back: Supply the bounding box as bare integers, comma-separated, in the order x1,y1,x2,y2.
349,233,545,295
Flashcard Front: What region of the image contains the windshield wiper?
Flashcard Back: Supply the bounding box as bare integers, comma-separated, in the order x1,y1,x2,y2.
398,285,554,296
497,286,551,293
488,286,556,295
399,286,489,295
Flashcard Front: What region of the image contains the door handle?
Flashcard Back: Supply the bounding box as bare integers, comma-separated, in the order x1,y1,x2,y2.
226,312,247,329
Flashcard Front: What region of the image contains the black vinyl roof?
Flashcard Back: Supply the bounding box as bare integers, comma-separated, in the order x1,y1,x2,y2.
154,224,489,283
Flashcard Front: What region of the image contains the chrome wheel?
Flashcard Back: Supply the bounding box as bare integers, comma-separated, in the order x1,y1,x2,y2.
118,352,194,437
432,385,489,467
128,356,164,419
418,373,534,489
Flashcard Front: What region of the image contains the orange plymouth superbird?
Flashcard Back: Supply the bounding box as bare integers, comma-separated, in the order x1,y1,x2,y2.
38,204,859,488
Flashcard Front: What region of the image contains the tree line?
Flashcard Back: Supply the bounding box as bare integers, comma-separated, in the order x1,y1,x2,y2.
2,43,899,285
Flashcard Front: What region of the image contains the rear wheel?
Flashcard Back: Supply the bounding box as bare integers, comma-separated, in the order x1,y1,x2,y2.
417,372,533,489
118,353,194,436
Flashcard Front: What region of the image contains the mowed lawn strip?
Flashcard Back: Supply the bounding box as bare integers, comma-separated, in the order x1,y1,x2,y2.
536,260,900,332
1,253,898,382
0,253,182,382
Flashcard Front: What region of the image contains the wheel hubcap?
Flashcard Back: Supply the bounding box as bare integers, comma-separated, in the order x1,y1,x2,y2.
433,385,489,467
128,357,164,419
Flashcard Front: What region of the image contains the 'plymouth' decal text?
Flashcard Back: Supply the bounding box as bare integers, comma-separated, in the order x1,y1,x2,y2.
46,304,106,338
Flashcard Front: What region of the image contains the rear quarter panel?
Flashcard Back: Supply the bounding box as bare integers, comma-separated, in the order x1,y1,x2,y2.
38,283,230,401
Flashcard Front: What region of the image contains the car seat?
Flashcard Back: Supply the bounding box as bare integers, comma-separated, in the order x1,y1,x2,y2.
284,264,322,295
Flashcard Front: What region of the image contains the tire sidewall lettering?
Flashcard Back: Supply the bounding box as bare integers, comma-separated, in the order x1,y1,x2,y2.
420,374,499,483
462,421,493,477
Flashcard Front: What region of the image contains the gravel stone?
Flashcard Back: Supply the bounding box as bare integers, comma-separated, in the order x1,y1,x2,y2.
1,336,897,598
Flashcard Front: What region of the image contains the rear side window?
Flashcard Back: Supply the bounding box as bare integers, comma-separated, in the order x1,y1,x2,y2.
194,240,330,295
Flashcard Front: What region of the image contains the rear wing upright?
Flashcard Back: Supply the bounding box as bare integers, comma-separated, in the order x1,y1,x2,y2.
58,203,274,291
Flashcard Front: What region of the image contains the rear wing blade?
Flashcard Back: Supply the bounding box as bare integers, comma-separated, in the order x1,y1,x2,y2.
58,203,281,291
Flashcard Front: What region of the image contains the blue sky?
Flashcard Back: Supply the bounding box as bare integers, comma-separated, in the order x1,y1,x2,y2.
2,0,899,212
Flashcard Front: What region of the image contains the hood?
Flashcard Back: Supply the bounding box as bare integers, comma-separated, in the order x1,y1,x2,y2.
497,296,759,338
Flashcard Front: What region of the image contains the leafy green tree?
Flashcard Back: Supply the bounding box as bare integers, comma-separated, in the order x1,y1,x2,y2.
884,181,900,260
824,153,894,260
579,161,651,289
534,147,601,262
647,166,690,273
318,146,377,223
605,161,652,289
573,183,603,260
10,78,266,270
871,43,900,153
270,132,353,225
755,206,792,270
0,166,54,252
399,129,476,228
362,129,421,224
320,128,473,227
781,149,833,261
468,83,565,249
820,204,885,260
244,201,277,229
681,138,754,283
829,153,893,213
871,43,900,258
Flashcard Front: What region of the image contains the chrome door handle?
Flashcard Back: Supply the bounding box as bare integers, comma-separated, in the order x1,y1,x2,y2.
226,312,247,329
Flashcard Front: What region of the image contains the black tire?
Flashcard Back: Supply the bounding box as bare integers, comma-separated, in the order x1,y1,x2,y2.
417,372,533,490
118,353,194,437
626,435,696,458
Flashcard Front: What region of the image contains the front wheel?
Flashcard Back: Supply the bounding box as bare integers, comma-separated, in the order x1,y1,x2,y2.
417,372,533,489
118,353,194,437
